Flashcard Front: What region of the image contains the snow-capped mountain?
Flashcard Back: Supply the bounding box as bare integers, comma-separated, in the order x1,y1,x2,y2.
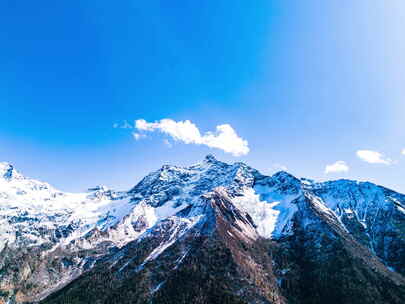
0,162,134,251
0,156,404,304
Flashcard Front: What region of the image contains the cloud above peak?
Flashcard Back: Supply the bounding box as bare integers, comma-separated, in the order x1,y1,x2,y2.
133,119,249,156
325,161,349,174
356,150,392,165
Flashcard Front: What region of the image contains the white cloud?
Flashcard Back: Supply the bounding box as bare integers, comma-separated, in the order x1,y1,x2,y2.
401,149,405,155
356,150,392,165
134,119,249,156
325,161,349,174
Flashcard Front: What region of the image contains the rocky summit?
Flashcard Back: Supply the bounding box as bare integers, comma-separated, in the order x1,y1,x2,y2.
0,155,404,304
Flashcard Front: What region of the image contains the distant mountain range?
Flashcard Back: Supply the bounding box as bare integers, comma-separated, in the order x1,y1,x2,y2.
0,155,404,304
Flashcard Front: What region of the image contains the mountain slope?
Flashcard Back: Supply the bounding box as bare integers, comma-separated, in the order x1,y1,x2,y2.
42,188,285,304
0,156,404,303
271,193,405,304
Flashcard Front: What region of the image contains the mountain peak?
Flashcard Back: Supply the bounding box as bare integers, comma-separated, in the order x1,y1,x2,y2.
271,170,299,183
88,185,110,192
0,162,21,180
203,154,218,163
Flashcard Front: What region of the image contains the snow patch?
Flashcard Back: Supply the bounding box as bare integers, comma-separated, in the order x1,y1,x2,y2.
232,187,298,238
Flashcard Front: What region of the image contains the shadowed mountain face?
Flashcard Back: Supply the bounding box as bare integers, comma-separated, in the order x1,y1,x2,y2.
0,156,404,304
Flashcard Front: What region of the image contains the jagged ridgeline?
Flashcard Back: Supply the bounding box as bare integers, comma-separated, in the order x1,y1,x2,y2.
0,156,404,304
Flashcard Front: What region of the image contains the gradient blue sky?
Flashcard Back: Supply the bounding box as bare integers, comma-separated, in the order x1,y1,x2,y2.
1,1,405,192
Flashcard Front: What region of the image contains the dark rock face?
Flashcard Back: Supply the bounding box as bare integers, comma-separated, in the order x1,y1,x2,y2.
0,157,405,304
272,194,405,304
312,181,405,276
0,235,118,303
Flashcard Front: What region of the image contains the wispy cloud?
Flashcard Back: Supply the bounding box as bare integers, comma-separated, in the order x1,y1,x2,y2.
133,119,249,156
401,149,405,155
356,150,392,165
325,161,349,174
114,120,133,129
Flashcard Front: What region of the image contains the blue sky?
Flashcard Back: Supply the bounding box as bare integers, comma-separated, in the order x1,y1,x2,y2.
1,1,405,192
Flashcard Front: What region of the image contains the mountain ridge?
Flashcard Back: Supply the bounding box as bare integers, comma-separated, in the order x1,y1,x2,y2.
0,155,404,303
